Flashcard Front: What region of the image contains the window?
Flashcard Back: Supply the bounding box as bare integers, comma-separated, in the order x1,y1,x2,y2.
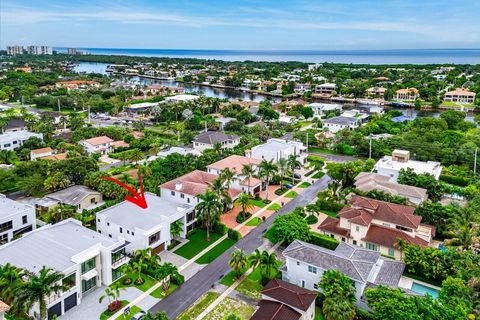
388,248,395,257
149,232,160,245
22,215,28,224
62,273,76,290
127,230,130,234
171,191,175,196
180,193,185,199
301,280,306,288
119,227,123,233
355,226,360,232
308,265,317,274
0,234,8,245
296,261,300,266
0,221,13,233
81,257,96,274
97,219,100,222
112,268,123,281
341,237,345,242
112,248,126,264
366,243,378,251
313,283,318,290
107,222,110,226
109,234,112,238
353,240,357,245
81,277,96,293
132,232,135,236
187,198,190,203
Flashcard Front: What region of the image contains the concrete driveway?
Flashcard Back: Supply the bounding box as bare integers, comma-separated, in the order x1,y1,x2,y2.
158,250,205,281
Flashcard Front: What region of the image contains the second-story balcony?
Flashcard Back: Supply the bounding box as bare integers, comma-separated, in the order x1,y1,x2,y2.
112,255,130,269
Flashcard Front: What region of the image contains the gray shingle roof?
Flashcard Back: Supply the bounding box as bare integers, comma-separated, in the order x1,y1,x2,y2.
45,185,100,206
322,116,357,125
193,131,239,145
373,258,405,286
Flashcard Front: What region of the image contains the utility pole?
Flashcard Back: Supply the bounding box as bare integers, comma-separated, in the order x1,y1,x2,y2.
58,98,61,113
369,135,372,159
475,147,478,176
306,131,308,152
88,105,91,124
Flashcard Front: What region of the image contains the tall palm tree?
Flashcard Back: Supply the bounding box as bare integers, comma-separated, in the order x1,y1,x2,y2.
287,154,301,184
241,164,255,196
219,168,235,189
196,191,223,241
277,158,288,185
98,283,124,306
208,178,232,207
259,160,278,201
15,266,66,320
445,207,480,251
229,249,248,278
170,220,184,239
259,251,278,281
0,263,23,305
235,193,254,221
0,150,18,165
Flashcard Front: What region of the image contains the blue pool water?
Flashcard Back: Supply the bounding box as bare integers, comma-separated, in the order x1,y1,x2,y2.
411,282,439,298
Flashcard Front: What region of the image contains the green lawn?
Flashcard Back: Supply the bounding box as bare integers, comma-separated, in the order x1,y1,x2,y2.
264,226,278,244
315,306,326,320
177,291,220,320
312,171,325,179
195,237,237,264
174,229,223,259
114,273,157,292
220,270,238,286
150,283,178,299
321,210,338,218
245,217,262,226
298,182,312,188
308,147,339,155
99,300,129,320
114,305,142,320
266,203,281,211
285,191,298,198
236,268,264,300
248,198,267,208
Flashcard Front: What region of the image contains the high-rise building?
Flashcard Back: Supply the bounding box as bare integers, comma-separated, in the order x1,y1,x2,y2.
6,45,24,55
26,45,53,55
67,48,77,55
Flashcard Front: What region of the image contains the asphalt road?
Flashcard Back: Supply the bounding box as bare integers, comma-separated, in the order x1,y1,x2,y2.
149,174,332,319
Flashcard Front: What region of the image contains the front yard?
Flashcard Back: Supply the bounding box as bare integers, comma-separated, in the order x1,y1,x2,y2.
174,229,223,259
115,273,157,292
195,237,237,264
99,301,142,320
236,268,264,299
177,291,221,320
204,296,256,320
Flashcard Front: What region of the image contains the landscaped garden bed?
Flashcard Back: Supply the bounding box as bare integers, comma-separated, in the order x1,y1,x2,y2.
245,217,262,226
99,300,129,320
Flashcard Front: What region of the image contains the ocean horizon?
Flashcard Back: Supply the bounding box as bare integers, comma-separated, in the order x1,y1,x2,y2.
55,48,480,64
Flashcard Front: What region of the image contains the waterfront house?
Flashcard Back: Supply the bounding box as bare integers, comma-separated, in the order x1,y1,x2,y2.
443,88,476,104
96,192,193,254
55,80,100,90
322,116,359,133
374,150,442,182
317,195,435,260
308,103,342,117
314,83,337,95
192,131,240,152
395,88,419,101
282,240,405,301
0,219,128,319
0,194,36,245
79,136,113,155
366,86,386,97
246,138,307,165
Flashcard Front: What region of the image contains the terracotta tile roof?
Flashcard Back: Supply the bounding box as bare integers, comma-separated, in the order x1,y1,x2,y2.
57,80,99,85
0,300,10,312
31,147,53,154
82,136,113,146
348,195,420,229
444,88,476,96
132,131,145,139
318,216,350,237
241,176,262,187
338,207,373,226
362,224,429,248
207,155,261,174
261,279,317,311
41,153,67,161
160,170,241,198
111,141,130,148
251,300,301,320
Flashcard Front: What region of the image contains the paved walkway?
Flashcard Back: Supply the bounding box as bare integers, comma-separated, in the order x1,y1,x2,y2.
150,174,332,318
159,250,205,281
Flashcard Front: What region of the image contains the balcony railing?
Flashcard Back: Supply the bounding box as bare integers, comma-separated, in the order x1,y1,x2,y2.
112,255,130,269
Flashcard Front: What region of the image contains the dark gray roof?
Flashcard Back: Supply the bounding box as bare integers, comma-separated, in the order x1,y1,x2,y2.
193,131,239,145
373,258,405,286
323,116,357,125
45,185,100,206
5,119,27,130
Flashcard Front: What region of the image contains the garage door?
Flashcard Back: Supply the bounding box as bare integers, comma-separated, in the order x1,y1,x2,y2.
152,242,165,255
48,302,62,320
64,293,77,312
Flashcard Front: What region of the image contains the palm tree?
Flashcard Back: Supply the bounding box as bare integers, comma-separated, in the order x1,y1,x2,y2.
219,168,235,189
249,249,262,270
287,154,301,184
0,263,23,305
98,283,124,306
0,150,18,165
241,164,255,195
229,248,248,278
128,149,144,164
235,193,254,221
196,191,223,241
208,178,232,207
319,270,357,320
277,158,288,185
170,220,184,239
259,160,278,201
15,266,66,320
259,251,278,281
445,208,480,251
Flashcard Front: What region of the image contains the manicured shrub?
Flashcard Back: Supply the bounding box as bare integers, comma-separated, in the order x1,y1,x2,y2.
306,214,318,225
228,228,242,241
308,232,339,250
122,277,132,285
236,211,252,223
212,221,228,235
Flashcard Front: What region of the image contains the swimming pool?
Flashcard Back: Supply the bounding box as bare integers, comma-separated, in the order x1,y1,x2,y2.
411,282,439,298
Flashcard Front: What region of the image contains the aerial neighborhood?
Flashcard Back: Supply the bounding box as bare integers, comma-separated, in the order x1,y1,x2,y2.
0,48,479,320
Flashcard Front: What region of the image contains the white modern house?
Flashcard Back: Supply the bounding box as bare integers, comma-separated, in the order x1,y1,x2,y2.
146,146,201,162
164,94,199,103
374,150,442,182
246,138,307,165
0,194,36,245
0,131,43,151
79,136,113,155
322,116,359,133
281,240,405,301
96,192,194,254
192,131,240,152
0,219,128,319
308,103,342,117
207,155,263,195
314,83,337,95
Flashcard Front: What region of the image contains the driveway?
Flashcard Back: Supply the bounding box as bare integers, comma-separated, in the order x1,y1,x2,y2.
149,175,332,319
158,250,205,281
60,286,160,320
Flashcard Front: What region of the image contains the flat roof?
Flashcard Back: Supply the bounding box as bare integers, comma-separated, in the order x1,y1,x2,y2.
252,138,303,152
0,194,34,219
125,102,158,109
96,192,192,231
0,219,118,273
0,131,42,143
375,156,442,176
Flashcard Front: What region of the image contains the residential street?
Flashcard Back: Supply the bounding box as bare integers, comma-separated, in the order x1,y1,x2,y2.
149,175,331,319
309,151,359,163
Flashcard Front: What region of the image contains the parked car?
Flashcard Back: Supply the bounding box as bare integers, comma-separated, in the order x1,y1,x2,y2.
131,311,146,320
282,183,293,189
293,173,302,179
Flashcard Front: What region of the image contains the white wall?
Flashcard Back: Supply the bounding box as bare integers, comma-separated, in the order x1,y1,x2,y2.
0,204,36,244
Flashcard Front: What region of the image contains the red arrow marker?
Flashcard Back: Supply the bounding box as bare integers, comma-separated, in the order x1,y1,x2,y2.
101,176,148,209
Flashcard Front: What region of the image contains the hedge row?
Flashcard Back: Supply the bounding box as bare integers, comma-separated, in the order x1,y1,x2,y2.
440,174,470,187
308,232,339,250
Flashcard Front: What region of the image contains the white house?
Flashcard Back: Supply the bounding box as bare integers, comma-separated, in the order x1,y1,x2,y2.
308,103,342,117
0,131,43,151
374,150,442,182
96,193,194,254
164,94,199,103
207,155,263,195
443,89,476,104
192,131,240,152
0,219,128,319
146,146,201,163
281,240,405,301
396,88,419,101
0,194,36,245
322,116,359,133
79,136,113,155
246,138,307,165
30,147,54,160
314,83,337,95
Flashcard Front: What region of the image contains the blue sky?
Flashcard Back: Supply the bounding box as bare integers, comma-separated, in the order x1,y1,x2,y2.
1,0,479,50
